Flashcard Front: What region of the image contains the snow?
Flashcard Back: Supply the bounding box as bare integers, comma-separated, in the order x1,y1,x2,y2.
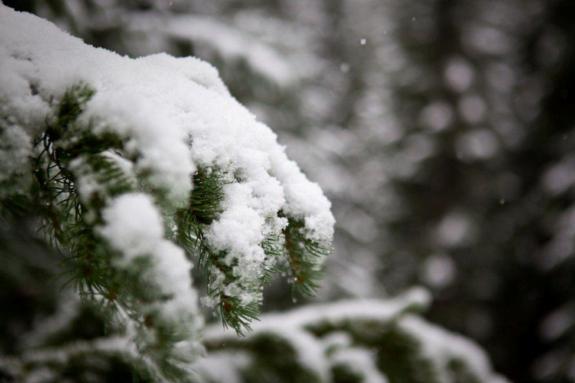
0,335,158,383
99,193,202,355
99,194,165,262
22,336,138,365
206,288,430,341
0,123,31,195
201,288,507,383
259,287,431,329
399,315,509,383
323,334,386,383
202,288,430,381
99,192,202,340
193,351,252,383
264,326,331,382
21,292,81,349
0,3,333,310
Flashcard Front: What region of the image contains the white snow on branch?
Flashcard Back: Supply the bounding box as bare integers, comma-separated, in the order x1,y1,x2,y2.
0,3,334,307
201,288,507,383
205,288,429,341
99,194,165,263
330,347,388,383
398,315,509,383
192,351,252,383
99,193,199,322
0,123,32,195
256,287,430,330
99,193,203,361
201,288,429,381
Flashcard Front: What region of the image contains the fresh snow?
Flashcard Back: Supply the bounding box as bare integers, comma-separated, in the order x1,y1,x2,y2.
99,193,199,322
205,288,430,340
192,351,252,383
330,347,388,383
0,3,334,309
398,315,509,383
100,194,165,262
0,123,31,196
201,288,507,383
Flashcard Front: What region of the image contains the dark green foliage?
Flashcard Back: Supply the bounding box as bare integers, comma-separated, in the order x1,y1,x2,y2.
260,232,287,283
51,83,94,135
0,209,151,383
7,344,156,383
0,78,335,382
175,166,224,267
29,84,134,304
38,304,113,347
40,84,122,169
73,152,135,207
31,85,95,249
308,319,440,383
200,295,502,383
174,167,261,333
447,359,482,383
46,352,155,383
219,295,261,335
0,249,154,383
189,167,224,225
175,201,209,265
241,332,324,383
373,325,440,383
175,168,329,334
1,28,335,381
283,217,330,297
3,83,197,382
331,364,364,383
0,219,60,355
206,332,325,383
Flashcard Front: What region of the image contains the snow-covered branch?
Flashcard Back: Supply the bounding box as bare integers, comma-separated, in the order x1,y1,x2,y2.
0,4,334,379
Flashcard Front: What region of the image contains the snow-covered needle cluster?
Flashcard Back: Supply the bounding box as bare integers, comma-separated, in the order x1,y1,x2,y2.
0,4,333,378
197,289,508,383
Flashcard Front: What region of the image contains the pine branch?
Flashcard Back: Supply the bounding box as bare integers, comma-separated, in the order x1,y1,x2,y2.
190,167,224,225
26,83,199,381
283,217,330,297
0,8,336,380
260,232,287,284
176,167,267,334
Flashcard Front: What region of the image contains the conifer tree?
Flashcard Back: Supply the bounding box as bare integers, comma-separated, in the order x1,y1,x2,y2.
0,4,334,381
0,2,513,383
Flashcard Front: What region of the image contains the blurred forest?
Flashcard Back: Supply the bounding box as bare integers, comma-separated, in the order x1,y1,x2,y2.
5,0,575,382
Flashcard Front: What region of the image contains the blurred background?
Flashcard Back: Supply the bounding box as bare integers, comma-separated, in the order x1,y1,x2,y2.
5,0,575,381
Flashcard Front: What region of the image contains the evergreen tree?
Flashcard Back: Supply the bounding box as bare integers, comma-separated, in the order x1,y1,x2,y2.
0,4,334,381
4,1,571,382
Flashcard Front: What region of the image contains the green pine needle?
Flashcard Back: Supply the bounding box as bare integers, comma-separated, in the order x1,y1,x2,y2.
190,167,224,225
283,218,330,297
219,295,261,335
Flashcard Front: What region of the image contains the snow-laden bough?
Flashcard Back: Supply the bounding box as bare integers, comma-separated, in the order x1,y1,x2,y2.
0,4,334,378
